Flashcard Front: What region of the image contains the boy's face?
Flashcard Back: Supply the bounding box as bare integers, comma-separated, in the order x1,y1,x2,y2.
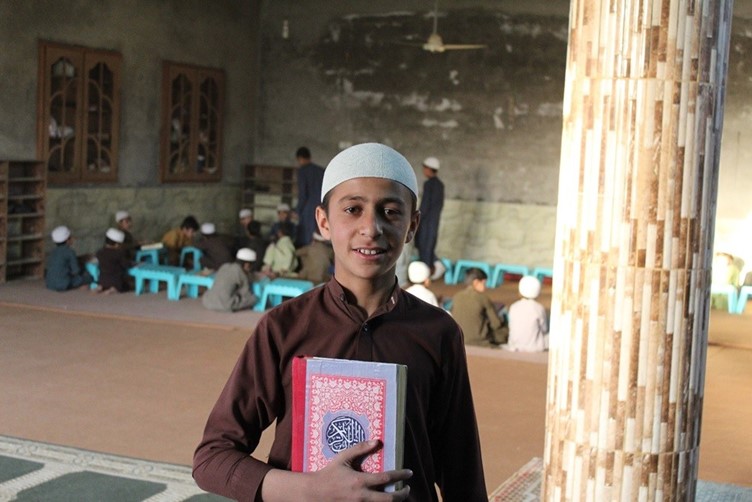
316,177,419,287
240,216,252,227
118,217,132,231
182,227,196,240
472,278,486,293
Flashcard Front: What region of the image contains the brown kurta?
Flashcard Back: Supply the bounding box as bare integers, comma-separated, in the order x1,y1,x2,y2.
193,279,486,502
451,286,508,346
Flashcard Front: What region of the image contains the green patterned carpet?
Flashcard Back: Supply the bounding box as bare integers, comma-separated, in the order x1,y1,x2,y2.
0,435,229,501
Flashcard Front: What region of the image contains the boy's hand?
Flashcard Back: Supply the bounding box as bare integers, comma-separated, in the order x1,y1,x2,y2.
260,440,412,501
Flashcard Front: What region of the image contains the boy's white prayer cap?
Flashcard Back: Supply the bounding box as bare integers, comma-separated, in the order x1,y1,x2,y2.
236,248,257,262
106,228,125,243
519,275,542,299
321,143,418,202
201,222,216,235
239,208,253,219
51,225,71,243
277,203,291,212
115,210,130,222
422,156,440,170
408,261,431,284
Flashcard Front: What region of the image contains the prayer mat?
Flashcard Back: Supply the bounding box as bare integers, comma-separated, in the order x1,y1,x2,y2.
0,435,229,501
488,457,752,501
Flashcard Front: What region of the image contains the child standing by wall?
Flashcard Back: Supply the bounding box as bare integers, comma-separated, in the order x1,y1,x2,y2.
193,142,486,501
506,275,549,352
45,225,91,292
451,267,508,346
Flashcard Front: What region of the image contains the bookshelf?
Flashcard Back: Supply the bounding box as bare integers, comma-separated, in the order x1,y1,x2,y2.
0,161,46,282
242,164,298,224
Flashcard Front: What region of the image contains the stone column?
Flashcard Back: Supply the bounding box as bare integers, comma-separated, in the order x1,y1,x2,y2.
543,1,733,500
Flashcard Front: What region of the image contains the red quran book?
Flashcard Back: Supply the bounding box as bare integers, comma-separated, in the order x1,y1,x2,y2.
291,356,407,489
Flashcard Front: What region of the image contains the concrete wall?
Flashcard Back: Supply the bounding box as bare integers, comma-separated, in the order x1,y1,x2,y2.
0,0,260,254
253,0,752,269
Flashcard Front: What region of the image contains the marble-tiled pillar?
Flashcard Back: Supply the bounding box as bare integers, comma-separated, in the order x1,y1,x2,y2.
543,1,733,500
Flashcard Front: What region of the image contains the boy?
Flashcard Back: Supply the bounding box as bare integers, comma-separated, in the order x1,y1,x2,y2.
235,208,254,252
201,248,258,312
294,146,325,247
193,143,486,501
195,222,232,272
115,210,139,260
45,225,91,292
414,156,445,280
95,227,134,294
261,220,298,278
506,275,549,352
161,215,199,266
405,260,439,307
451,268,508,346
269,203,296,242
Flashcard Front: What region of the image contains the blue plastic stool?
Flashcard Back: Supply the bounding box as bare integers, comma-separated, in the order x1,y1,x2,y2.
175,272,215,300
135,248,163,264
180,246,203,272
129,264,185,300
710,283,739,314
253,278,314,311
439,258,455,285
490,264,531,287
452,260,492,286
85,261,100,290
736,286,752,314
532,267,554,283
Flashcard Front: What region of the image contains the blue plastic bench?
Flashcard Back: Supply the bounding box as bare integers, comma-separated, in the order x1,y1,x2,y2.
253,278,314,311
532,267,554,283
85,261,100,290
439,258,455,284
135,248,166,264
710,283,738,314
451,260,492,286
129,264,185,300
489,263,531,287
175,272,215,300
180,246,203,272
736,286,752,314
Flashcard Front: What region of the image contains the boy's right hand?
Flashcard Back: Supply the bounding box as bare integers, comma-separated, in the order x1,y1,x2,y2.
260,440,412,501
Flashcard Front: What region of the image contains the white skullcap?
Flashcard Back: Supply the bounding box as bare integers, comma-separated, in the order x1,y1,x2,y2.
115,210,130,222
106,227,125,243
408,261,431,284
236,248,257,262
277,203,291,212
239,208,253,219
422,156,440,170
201,222,216,235
519,275,542,299
321,143,418,202
312,231,326,242
51,225,71,243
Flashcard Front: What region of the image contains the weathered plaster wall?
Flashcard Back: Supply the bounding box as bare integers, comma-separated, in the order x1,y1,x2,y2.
254,1,752,268
0,0,259,253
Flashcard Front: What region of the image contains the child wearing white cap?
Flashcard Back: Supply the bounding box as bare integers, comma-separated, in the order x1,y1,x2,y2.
414,155,445,281
95,227,134,294
115,210,140,260
201,248,258,312
195,222,232,273
194,143,486,501
404,260,439,307
505,275,549,352
268,202,296,242
45,225,92,292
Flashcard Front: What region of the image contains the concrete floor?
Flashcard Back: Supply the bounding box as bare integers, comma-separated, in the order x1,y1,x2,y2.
0,279,750,495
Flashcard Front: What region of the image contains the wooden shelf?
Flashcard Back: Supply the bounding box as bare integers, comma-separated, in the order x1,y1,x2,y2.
0,160,46,283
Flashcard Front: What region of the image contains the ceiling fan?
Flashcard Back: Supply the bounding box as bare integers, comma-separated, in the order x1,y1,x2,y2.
403,0,487,53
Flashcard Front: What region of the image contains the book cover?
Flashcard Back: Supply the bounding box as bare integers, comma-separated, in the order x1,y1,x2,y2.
291,356,407,484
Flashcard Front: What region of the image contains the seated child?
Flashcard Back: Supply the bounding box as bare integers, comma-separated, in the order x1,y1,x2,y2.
95,228,134,294
506,275,549,352
244,220,267,272
115,210,140,260
201,248,258,312
262,221,298,278
405,260,439,307
195,222,233,272
234,208,254,253
268,203,296,242
294,231,333,284
451,267,508,346
711,252,741,310
161,215,199,266
45,225,92,292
